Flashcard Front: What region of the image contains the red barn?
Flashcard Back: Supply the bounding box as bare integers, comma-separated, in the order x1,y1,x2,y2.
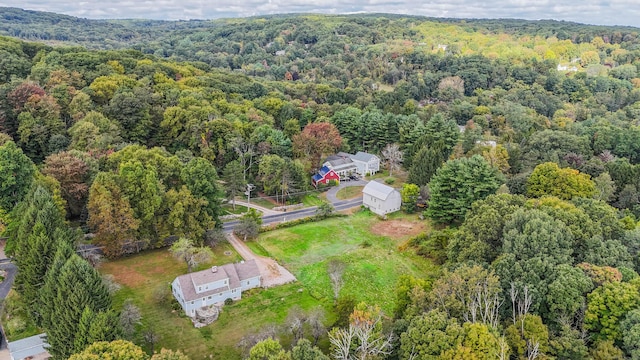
312,166,340,187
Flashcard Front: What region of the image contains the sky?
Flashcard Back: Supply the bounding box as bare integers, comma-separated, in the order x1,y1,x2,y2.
2,0,640,27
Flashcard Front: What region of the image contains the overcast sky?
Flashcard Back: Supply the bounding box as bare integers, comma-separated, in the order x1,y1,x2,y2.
3,0,640,27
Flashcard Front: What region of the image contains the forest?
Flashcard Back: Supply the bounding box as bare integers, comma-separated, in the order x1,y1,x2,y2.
2,7,640,359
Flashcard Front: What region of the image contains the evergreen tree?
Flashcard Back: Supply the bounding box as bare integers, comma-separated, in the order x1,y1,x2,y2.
38,240,75,329
426,155,503,224
74,307,121,355
10,186,75,320
43,254,114,359
7,185,67,257
407,144,445,187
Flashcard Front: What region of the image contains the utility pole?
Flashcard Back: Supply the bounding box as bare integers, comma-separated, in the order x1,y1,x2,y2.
245,183,255,204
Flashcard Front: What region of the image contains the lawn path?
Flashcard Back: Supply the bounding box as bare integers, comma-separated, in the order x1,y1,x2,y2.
226,233,296,288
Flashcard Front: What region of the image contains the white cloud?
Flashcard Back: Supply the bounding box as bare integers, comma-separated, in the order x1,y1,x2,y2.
2,0,639,26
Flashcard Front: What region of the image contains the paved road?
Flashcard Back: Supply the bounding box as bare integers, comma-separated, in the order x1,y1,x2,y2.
0,263,16,300
223,197,363,231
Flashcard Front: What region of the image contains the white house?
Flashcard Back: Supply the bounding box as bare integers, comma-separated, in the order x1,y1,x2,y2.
323,152,357,178
362,181,401,216
350,152,380,176
323,151,380,178
172,260,261,317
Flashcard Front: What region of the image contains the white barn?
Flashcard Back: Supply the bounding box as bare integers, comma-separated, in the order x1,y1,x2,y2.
362,181,401,216
172,260,261,317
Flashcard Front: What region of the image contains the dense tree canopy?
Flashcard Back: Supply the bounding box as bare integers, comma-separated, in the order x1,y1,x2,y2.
2,10,640,359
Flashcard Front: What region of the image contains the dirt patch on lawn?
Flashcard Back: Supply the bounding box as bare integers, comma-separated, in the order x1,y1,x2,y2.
371,220,426,238
109,270,147,287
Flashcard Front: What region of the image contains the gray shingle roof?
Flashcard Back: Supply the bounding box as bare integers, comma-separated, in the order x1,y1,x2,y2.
362,181,397,201
8,333,49,360
350,151,379,163
176,260,260,302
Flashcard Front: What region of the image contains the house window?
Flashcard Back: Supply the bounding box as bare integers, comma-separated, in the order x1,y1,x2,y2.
247,281,250,285
191,301,194,305
232,289,236,293
198,286,201,292
208,296,212,300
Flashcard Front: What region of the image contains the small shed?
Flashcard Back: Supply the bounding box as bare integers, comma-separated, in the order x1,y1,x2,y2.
362,181,401,216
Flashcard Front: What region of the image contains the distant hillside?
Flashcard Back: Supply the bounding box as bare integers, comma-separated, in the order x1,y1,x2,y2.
1,7,639,52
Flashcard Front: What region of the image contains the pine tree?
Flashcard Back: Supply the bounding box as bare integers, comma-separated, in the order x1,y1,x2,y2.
39,241,75,328
7,185,67,257
43,255,114,359
426,155,503,224
11,186,75,321
408,145,445,187
74,307,121,354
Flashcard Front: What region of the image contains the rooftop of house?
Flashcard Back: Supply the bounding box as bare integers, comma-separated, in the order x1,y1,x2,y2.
9,333,50,360
363,181,398,200
350,151,379,163
175,260,260,302
325,153,356,167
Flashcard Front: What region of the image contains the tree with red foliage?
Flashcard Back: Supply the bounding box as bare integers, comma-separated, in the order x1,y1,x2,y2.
8,81,46,113
292,122,342,169
43,151,92,218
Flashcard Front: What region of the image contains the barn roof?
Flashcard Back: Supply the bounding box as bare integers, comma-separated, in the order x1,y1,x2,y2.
362,181,397,201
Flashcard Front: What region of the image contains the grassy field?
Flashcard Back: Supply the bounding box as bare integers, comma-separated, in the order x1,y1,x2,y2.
301,193,324,206
366,169,409,187
99,210,436,359
251,210,437,313
335,186,364,200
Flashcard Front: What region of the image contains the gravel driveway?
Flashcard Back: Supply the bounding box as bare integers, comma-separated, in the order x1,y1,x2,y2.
226,233,296,288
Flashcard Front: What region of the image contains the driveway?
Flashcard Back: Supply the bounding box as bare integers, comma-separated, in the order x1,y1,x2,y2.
325,179,368,203
226,233,296,288
0,263,16,300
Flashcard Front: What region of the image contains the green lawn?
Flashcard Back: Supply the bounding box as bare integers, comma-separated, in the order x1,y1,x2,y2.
99,211,437,359
301,193,324,207
335,186,364,200
221,203,250,215
253,211,438,313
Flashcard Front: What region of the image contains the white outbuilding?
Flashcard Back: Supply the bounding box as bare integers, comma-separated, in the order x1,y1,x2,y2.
362,181,401,216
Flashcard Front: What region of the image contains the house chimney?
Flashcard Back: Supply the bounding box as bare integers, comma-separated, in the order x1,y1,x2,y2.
211,266,218,273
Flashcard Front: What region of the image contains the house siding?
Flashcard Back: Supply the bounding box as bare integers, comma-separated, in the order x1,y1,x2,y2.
352,156,380,176
172,262,261,317
363,189,401,216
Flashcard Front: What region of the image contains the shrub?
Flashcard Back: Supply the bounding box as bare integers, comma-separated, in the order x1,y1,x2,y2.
224,298,233,305
6,317,26,335
152,284,170,305
385,177,396,184
199,327,213,340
